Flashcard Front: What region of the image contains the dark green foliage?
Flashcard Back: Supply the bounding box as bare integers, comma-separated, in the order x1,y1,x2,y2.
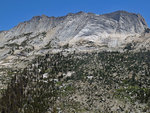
0,57,57,112
0,51,150,112
124,43,133,50
115,86,150,104
62,44,69,49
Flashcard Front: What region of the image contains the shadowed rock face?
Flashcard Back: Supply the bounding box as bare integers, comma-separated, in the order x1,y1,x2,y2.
104,11,147,33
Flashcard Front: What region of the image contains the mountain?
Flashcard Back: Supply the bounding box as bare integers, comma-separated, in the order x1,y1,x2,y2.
0,11,149,68
0,11,150,113
4,11,148,36
0,11,149,47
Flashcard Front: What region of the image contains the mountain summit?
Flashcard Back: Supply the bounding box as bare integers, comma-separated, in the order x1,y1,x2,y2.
5,10,148,36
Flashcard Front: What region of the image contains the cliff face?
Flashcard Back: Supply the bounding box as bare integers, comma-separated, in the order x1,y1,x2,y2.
0,11,149,68
5,11,148,36
1,11,148,47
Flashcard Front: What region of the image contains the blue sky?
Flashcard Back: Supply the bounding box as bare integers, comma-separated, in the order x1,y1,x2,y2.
0,0,150,30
